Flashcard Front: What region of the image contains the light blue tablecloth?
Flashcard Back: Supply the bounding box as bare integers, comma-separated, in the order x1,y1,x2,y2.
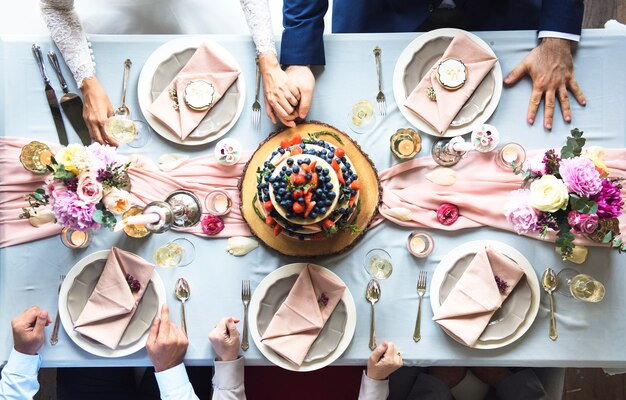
1,30,625,368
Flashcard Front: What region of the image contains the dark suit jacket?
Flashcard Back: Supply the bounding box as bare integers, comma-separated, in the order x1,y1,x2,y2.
280,0,584,65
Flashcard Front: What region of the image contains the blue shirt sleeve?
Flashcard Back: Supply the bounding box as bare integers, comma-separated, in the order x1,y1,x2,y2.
280,0,329,65
0,349,42,400
539,0,584,36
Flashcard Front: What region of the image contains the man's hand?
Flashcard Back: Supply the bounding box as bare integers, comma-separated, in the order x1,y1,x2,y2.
259,52,301,127
504,38,586,130
366,341,403,380
208,317,240,362
80,77,118,146
285,65,316,120
146,304,188,372
12,306,51,355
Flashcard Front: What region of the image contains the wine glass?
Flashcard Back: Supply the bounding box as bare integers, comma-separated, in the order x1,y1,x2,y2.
364,249,393,279
154,238,196,268
347,99,377,134
556,268,605,302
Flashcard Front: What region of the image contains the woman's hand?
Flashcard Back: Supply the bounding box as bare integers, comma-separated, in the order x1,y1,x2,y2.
258,52,301,127
80,77,118,146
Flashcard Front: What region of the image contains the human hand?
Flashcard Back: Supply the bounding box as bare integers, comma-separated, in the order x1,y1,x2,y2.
366,341,403,380
80,77,118,146
146,304,188,372
208,317,241,362
12,306,51,355
504,37,586,130
259,52,301,127
285,65,316,120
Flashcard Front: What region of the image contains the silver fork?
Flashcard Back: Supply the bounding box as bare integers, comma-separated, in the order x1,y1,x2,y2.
50,274,66,346
373,46,386,118
241,280,251,351
413,271,427,342
251,57,261,129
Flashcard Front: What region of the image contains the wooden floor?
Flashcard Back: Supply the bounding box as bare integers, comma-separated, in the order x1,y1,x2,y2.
12,1,626,400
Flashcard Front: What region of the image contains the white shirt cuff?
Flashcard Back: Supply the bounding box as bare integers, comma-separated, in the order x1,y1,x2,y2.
213,357,245,390
358,371,389,400
5,348,42,376
538,31,581,42
154,363,190,394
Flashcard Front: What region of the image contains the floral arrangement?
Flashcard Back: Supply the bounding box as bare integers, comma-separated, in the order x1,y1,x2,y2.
505,129,625,259
19,143,132,231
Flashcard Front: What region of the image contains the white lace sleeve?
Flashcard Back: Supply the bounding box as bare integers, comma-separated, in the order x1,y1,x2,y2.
40,0,96,88
239,0,276,55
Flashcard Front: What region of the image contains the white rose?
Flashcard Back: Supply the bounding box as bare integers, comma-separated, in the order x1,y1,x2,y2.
529,175,570,213
102,188,132,214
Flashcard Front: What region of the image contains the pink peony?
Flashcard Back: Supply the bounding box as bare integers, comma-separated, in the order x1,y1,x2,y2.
87,142,118,172
76,173,103,204
505,189,540,234
52,191,100,231
44,175,67,202
201,214,225,235
559,157,602,197
436,203,459,226
523,153,546,175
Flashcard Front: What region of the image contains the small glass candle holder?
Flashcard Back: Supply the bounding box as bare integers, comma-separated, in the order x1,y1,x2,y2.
431,137,466,167
60,227,91,249
20,141,53,174
347,99,377,134
390,129,422,160
407,231,434,258
121,206,150,238
205,190,233,216
496,142,526,170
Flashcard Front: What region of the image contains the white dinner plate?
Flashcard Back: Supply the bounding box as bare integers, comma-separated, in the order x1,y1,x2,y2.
392,28,503,137
58,250,166,358
430,240,540,349
248,263,357,372
137,37,246,146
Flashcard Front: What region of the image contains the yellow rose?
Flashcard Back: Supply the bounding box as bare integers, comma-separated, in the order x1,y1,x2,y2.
55,144,87,175
582,146,609,178
530,175,569,213
102,188,132,214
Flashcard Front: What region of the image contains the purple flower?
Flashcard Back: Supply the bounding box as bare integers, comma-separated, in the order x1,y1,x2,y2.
126,274,141,293
317,292,329,308
542,149,561,176
559,157,602,197
537,212,558,231
494,276,509,294
52,191,100,231
504,189,539,234
590,179,624,219
87,142,118,172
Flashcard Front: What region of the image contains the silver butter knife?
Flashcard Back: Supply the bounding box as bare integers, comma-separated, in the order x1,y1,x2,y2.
48,50,91,146
32,44,68,146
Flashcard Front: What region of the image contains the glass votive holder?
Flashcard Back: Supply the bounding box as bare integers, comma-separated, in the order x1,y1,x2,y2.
205,190,233,216
20,141,53,174
121,206,150,238
60,227,91,249
407,231,434,258
390,128,422,160
496,142,526,170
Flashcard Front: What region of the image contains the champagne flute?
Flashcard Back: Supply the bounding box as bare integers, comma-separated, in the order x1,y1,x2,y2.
556,268,605,302
154,238,196,268
364,249,392,279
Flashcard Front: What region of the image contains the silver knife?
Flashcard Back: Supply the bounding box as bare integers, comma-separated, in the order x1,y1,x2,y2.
32,44,68,146
47,50,91,146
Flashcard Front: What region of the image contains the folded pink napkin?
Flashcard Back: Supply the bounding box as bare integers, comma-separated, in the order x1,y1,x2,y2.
148,42,240,140
432,246,525,347
261,264,346,366
74,247,155,349
404,33,497,135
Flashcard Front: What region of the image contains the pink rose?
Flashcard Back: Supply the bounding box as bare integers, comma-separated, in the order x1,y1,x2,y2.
436,203,459,226
568,211,599,234
567,210,582,228
201,214,225,235
44,175,67,202
102,188,131,215
76,173,103,204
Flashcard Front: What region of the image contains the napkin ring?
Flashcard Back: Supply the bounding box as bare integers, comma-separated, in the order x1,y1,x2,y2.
426,87,437,101
436,58,467,91
168,88,179,111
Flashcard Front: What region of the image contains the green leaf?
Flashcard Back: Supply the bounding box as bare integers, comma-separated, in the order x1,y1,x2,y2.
308,131,344,145
53,165,75,181
602,231,615,244
35,188,45,194
251,194,265,222
571,128,584,139
92,209,104,224
569,194,598,214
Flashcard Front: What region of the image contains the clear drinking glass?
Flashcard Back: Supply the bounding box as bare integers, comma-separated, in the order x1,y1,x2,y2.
347,99,377,134
556,268,605,302
364,249,393,279
104,115,150,148
154,238,196,268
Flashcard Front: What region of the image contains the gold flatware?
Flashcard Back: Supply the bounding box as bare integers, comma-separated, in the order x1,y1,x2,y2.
413,271,427,342
373,46,386,118
541,268,558,341
175,278,190,336
366,279,381,350
241,280,251,351
252,56,261,129
50,274,65,346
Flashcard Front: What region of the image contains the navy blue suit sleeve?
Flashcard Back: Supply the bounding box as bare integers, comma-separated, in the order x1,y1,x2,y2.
280,0,328,65
539,0,584,35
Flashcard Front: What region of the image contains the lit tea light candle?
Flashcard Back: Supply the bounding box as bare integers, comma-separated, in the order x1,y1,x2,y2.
60,227,91,249
205,190,233,216
390,129,422,160
39,149,52,166
70,230,87,246
497,142,526,170
407,231,434,258
502,146,518,163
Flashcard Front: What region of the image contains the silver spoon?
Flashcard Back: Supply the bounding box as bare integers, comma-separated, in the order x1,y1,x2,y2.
116,59,132,116
541,268,558,341
175,278,190,336
366,279,381,350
